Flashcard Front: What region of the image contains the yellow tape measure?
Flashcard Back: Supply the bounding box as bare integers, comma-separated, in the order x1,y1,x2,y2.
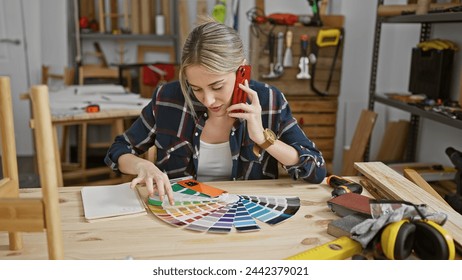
286,236,362,260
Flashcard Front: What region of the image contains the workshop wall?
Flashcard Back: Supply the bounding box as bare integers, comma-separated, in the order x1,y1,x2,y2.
17,0,462,174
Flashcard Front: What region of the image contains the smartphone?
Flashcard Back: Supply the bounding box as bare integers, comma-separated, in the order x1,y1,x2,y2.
177,179,227,198
231,65,251,113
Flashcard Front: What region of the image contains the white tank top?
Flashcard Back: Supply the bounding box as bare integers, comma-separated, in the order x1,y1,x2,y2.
196,140,232,182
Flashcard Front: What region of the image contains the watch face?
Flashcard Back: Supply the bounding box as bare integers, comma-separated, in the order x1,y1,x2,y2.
264,129,276,143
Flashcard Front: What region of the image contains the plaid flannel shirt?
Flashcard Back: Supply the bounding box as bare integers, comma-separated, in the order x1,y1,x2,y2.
105,80,326,183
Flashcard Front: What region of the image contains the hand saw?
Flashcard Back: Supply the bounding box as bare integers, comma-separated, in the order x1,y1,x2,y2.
309,28,344,96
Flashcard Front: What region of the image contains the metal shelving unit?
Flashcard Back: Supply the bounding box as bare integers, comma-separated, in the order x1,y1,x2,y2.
368,1,462,162
383,11,462,23
69,0,180,68
375,94,462,130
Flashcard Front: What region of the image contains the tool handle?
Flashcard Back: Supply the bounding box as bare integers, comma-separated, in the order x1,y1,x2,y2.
327,175,363,197
300,34,309,57
276,32,284,63
308,0,323,26
286,30,293,49
267,32,275,63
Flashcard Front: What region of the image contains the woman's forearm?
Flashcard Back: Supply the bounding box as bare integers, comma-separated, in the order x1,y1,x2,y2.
118,153,152,175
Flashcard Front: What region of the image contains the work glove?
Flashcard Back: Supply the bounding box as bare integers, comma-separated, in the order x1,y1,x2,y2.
350,202,447,248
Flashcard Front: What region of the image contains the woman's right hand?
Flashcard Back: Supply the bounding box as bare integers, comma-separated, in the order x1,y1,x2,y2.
119,154,175,205
131,160,175,205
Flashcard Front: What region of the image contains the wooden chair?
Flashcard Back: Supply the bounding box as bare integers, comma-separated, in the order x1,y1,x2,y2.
41,65,78,170
72,41,127,184
0,77,64,259
78,42,119,85
341,110,378,176
77,65,125,180
42,65,75,86
78,64,119,85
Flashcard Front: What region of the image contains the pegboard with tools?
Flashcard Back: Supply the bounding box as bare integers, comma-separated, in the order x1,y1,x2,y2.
249,15,345,173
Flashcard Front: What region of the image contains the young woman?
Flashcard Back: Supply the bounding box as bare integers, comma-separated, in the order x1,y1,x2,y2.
105,19,326,204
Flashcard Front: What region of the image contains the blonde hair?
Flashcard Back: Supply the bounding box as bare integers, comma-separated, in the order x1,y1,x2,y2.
179,18,245,116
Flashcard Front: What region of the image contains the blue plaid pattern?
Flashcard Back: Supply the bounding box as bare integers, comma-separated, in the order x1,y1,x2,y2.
105,80,326,183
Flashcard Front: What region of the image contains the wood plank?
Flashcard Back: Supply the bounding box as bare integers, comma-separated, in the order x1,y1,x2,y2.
98,0,105,33
197,0,208,21
320,15,344,27
403,168,450,206
359,178,393,199
288,100,338,113
130,0,140,34
255,0,264,12
354,161,462,248
309,138,334,150
292,113,337,125
140,0,152,34
123,0,129,30
162,0,171,35
110,0,118,32
302,126,336,138
319,150,333,161
375,120,409,162
178,0,190,47
79,0,92,18
341,110,377,175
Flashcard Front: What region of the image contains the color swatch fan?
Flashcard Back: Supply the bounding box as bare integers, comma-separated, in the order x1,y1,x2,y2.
146,180,300,233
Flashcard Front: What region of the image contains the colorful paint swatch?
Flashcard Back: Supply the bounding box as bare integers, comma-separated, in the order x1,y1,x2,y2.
147,183,216,206
146,182,300,233
233,199,261,232
240,195,300,225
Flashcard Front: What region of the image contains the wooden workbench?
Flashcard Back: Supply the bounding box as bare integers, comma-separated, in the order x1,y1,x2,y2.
33,85,151,186
1,178,345,260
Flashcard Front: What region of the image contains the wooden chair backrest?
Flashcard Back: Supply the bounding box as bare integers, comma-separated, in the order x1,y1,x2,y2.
78,64,118,85
0,77,64,259
0,76,23,250
42,65,75,86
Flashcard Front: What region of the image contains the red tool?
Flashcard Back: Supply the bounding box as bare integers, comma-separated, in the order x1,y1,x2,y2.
85,104,100,113
252,13,299,25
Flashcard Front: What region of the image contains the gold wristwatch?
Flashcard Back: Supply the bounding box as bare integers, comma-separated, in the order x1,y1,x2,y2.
253,128,276,157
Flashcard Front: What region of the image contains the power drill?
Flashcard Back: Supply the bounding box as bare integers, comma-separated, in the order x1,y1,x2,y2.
327,175,363,197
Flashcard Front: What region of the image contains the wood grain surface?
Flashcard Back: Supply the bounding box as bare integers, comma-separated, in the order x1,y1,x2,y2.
1,179,344,260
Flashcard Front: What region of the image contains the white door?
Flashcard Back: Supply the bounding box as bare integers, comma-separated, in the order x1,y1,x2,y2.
0,0,33,155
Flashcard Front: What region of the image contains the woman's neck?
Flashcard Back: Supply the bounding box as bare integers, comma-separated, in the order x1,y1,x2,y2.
201,115,235,144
